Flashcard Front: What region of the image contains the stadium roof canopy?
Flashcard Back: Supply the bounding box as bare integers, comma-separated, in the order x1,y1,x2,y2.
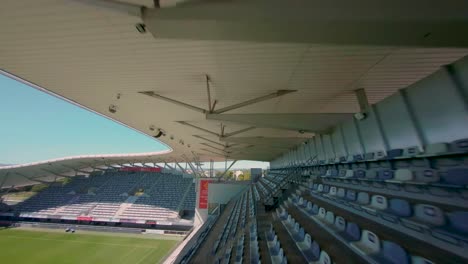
0,151,171,188
1,0,468,186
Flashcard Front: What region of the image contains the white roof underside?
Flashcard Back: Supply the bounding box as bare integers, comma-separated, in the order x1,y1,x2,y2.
1,0,468,186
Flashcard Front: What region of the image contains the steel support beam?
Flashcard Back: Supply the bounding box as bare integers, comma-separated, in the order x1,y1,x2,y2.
139,91,207,114
192,135,225,147
207,113,352,133
142,0,468,47
212,90,296,114
177,121,220,137
175,162,187,174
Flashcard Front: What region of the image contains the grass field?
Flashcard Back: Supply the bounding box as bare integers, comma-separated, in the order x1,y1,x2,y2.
0,228,180,264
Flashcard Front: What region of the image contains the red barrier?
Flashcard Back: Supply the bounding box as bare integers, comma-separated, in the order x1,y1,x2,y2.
198,179,213,209
77,216,93,221
120,167,162,172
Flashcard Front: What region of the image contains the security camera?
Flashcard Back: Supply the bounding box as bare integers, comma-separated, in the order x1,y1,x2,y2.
354,112,367,121
108,104,117,114
153,129,165,138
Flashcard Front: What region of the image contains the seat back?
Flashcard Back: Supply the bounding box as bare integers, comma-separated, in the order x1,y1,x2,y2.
375,150,386,159
358,230,381,254
311,241,321,258
337,188,345,198
366,169,378,179
325,211,335,225
413,169,439,183
306,201,313,210
394,169,414,182
381,241,409,264
312,204,319,214
388,199,412,217
355,169,366,178
304,234,312,248
365,152,375,160
414,204,446,226
293,222,300,233
370,195,388,210
357,192,370,205
298,197,304,206
329,187,337,196
447,211,468,234
346,190,357,201
441,168,468,185
334,216,346,232
344,170,354,178
298,227,305,240
318,250,331,264
317,184,324,192
318,207,326,219
377,170,394,180
425,142,449,155
403,146,421,157
322,185,330,193
344,222,361,241
387,148,403,158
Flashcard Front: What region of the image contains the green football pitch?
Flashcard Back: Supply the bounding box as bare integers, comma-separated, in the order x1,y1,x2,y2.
0,228,180,264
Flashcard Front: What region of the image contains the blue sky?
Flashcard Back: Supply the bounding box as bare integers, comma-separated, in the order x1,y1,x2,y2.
0,72,168,164
0,72,268,169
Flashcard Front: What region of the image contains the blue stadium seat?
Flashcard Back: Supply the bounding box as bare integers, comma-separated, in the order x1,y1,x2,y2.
293,227,306,242
447,211,468,234
387,149,403,159
377,170,394,181
307,204,319,216
303,240,320,262
355,170,366,179
375,151,387,160
340,222,361,242
354,154,364,162
373,241,410,264
402,146,421,157
441,168,468,185
386,199,412,217
433,211,468,241
346,190,357,202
